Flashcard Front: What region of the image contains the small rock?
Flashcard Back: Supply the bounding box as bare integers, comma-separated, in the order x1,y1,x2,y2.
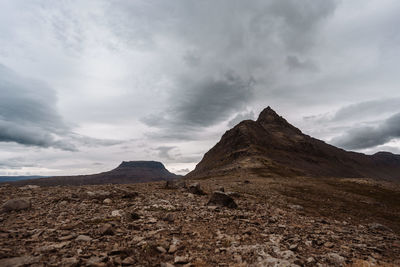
165,180,186,189
160,263,175,267
111,209,124,217
157,246,167,253
325,253,345,266
129,212,140,220
103,198,112,204
75,235,92,242
1,198,31,212
169,244,178,253
288,204,303,210
207,191,237,209
306,257,315,263
99,223,114,235
324,241,334,248
368,223,392,232
122,256,135,265
163,213,174,222
174,256,189,264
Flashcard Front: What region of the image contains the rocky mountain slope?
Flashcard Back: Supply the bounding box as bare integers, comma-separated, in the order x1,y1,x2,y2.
9,161,180,187
1,176,399,266
187,107,400,181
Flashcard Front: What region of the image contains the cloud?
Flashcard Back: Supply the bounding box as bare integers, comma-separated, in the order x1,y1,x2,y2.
286,56,318,72
0,64,123,151
142,72,255,139
0,64,76,150
228,111,256,127
331,98,400,122
154,146,176,160
331,112,400,149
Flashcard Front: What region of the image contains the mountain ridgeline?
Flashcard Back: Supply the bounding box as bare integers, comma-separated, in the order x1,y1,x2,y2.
187,107,400,181
9,161,180,186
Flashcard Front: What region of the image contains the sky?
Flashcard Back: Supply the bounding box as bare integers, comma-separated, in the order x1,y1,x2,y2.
1,0,400,176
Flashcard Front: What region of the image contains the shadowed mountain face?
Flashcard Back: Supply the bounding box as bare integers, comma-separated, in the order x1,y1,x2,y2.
9,161,180,186
187,107,400,181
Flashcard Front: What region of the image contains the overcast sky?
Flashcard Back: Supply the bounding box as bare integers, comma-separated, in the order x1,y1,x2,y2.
1,0,400,176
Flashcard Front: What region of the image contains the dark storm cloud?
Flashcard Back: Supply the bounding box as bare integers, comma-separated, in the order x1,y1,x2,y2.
142,72,255,139
154,146,176,160
332,112,400,149
113,0,337,139
331,98,400,122
0,64,75,150
0,64,122,151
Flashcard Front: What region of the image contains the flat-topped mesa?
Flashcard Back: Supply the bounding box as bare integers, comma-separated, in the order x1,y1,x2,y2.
256,106,302,135
117,161,165,169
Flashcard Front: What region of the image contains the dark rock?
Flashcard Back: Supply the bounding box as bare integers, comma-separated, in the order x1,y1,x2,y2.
188,182,206,195
1,198,31,212
99,223,114,235
165,180,186,189
207,191,238,209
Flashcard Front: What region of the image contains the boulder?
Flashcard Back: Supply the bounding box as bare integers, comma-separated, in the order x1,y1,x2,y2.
207,191,237,209
1,198,31,212
187,182,206,195
165,180,186,189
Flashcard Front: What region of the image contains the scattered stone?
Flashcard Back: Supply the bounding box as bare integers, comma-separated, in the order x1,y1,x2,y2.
62,257,79,266
157,246,167,253
75,235,92,242
324,241,334,248
288,204,303,210
165,180,186,189
187,182,206,195
163,213,174,222
111,209,124,217
122,256,135,265
0,256,40,267
19,185,40,190
174,255,189,264
103,198,112,204
207,191,237,208
325,253,345,266
1,198,31,212
368,223,392,232
99,223,114,235
160,263,175,267
169,244,179,253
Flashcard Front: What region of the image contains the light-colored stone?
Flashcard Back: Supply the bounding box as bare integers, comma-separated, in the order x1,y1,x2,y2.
75,235,92,242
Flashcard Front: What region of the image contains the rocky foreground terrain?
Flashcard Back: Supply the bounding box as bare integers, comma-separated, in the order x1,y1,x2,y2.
1,176,399,266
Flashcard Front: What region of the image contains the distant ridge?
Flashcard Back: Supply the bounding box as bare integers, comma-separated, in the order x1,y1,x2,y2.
187,107,400,181
0,176,46,182
7,161,180,186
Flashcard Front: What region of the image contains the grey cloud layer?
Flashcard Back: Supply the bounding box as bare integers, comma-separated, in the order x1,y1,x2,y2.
0,64,123,151
0,64,74,150
332,112,400,149
132,0,337,137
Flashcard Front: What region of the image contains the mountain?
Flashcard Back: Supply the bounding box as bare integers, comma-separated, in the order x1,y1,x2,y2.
187,107,400,181
0,176,46,182
8,161,180,186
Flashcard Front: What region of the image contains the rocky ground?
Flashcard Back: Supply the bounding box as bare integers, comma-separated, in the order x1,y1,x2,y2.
0,176,399,267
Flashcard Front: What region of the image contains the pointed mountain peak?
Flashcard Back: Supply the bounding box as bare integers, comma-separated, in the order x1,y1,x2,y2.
257,106,280,121
256,106,302,134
